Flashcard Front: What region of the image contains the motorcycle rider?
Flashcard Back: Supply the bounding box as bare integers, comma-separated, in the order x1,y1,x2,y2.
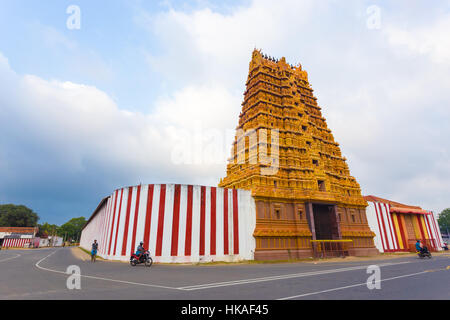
136,241,146,261
415,240,429,255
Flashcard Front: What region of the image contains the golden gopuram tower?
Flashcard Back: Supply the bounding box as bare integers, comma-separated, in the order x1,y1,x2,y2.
219,49,378,260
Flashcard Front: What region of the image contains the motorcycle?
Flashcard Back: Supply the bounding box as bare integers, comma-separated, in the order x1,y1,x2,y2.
130,250,153,267
417,249,432,259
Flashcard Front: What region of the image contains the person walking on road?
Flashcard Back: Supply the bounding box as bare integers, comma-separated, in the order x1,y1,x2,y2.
91,240,98,263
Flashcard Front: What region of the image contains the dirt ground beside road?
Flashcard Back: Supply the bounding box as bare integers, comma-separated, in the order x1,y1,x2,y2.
70,246,449,265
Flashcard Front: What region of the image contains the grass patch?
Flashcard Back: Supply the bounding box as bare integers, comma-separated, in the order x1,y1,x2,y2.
77,246,105,260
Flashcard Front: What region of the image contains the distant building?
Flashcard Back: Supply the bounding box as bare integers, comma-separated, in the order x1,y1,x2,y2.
48,236,64,247
0,227,38,248
365,195,444,252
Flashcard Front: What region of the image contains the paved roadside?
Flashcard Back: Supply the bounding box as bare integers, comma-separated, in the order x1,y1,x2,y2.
2,247,448,299
70,246,448,266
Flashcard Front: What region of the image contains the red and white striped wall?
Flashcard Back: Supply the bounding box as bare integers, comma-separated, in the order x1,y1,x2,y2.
366,201,400,252
427,211,445,250
2,238,32,248
366,201,444,252
81,184,256,263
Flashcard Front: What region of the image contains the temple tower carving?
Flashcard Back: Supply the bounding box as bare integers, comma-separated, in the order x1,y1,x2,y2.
219,49,378,259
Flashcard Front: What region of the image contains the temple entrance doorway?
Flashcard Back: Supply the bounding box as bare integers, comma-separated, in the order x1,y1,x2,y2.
306,203,341,240
306,203,344,257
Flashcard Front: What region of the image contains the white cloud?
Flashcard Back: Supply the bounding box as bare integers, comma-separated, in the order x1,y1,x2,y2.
383,14,450,65
40,25,77,50
2,0,450,222
135,0,450,215
152,85,239,130
0,52,236,195
141,0,318,88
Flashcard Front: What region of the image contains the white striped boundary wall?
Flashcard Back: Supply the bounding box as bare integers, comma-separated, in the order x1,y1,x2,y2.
366,201,444,252
80,184,256,263
366,201,398,252
428,211,445,250
2,238,32,248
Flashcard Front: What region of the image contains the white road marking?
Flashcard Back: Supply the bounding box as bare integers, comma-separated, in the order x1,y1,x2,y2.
33,249,434,297
35,249,182,291
0,253,21,262
277,270,430,300
177,261,412,291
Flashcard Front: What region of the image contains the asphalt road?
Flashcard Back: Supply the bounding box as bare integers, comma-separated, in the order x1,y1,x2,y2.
0,247,449,300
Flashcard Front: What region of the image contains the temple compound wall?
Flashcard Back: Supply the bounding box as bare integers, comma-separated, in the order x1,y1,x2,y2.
81,184,256,263
82,50,391,262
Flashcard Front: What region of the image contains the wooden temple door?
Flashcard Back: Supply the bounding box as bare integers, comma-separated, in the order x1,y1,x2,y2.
306,203,340,240
404,215,417,251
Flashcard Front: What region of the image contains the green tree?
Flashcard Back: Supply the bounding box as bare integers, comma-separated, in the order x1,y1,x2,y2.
438,208,450,235
36,222,59,237
58,217,86,241
0,204,39,227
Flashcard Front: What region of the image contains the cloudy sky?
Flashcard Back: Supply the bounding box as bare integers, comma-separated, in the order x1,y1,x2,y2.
1,0,449,224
